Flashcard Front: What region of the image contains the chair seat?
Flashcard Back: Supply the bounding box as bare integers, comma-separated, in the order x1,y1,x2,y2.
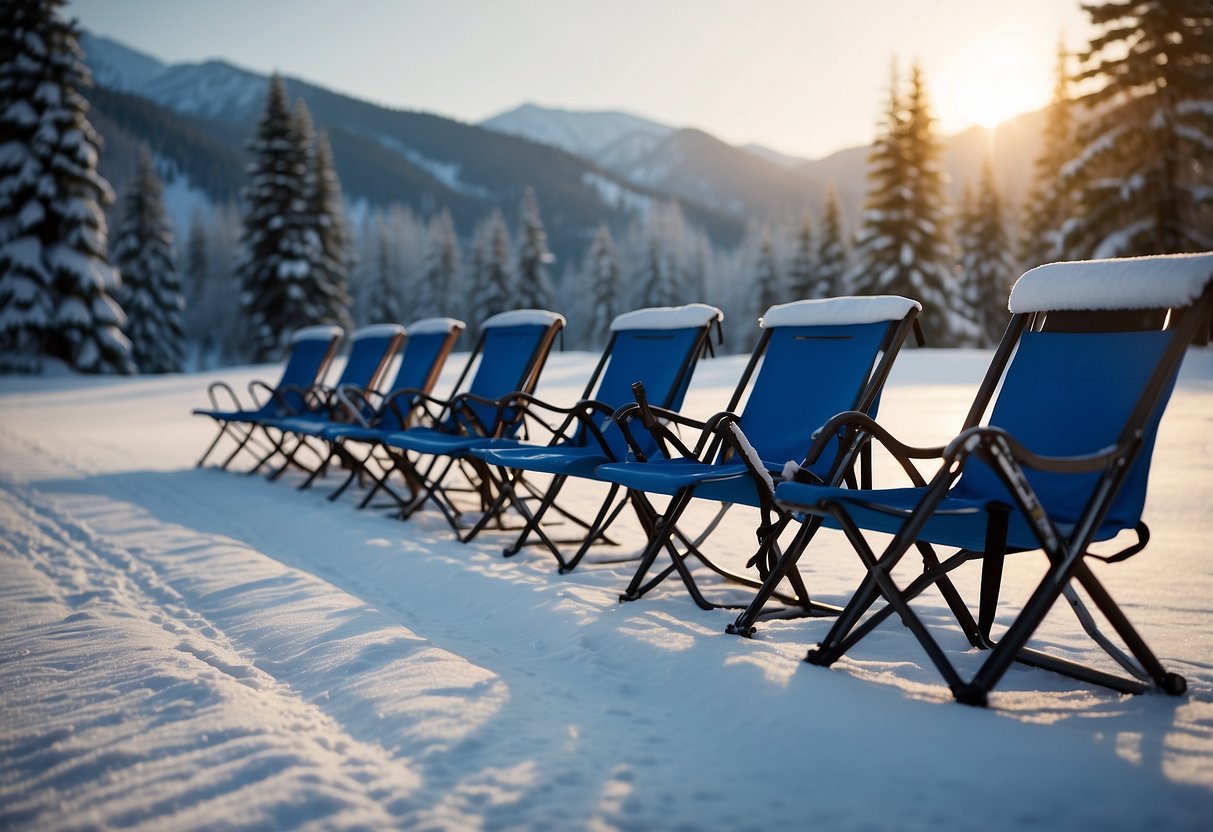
774,482,1130,553
384,427,517,456
475,444,612,477
596,458,771,503
193,406,264,421
262,415,333,437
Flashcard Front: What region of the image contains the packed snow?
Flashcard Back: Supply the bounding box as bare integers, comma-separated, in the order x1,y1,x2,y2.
2,345,1212,831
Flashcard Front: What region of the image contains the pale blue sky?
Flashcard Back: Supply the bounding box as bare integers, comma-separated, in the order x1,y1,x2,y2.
71,0,1095,159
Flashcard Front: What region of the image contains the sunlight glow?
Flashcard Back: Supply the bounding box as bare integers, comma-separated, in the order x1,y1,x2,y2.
936,34,1052,130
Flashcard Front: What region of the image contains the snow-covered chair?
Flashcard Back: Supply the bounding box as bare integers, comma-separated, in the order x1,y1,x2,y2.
192,325,343,469
467,304,724,568
594,296,922,609
774,253,1213,705
360,310,566,519
247,323,406,478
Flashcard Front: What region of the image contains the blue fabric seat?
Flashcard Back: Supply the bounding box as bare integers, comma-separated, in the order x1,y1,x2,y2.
192,325,343,469
595,297,923,610
773,252,1213,705
466,304,724,567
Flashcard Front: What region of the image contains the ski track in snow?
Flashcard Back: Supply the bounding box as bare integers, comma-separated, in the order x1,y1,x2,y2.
2,349,1213,830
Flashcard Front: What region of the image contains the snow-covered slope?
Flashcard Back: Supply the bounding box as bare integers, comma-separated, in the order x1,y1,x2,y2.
2,349,1212,829
79,32,167,92
481,102,674,159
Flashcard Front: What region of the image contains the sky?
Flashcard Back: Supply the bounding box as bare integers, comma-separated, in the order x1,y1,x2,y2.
70,0,1097,160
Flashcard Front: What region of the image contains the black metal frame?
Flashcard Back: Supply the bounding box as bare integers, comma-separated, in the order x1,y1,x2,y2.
612,310,924,611
778,283,1212,705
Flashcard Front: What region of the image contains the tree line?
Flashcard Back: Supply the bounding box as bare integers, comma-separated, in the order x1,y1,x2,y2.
1,0,1209,373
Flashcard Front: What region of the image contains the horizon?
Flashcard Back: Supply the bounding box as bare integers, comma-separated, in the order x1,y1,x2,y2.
70,0,1096,160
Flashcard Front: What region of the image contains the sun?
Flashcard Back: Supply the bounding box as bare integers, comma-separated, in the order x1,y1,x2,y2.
936,36,1051,131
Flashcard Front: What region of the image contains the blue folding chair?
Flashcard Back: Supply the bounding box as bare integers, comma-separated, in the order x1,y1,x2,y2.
193,325,343,469
469,304,724,568
367,309,566,522
305,317,465,500
596,296,922,610
774,253,1213,705
248,323,406,478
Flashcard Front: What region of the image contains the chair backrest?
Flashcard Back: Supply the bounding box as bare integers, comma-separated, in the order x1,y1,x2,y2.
333,324,406,392
271,325,343,414
375,318,465,431
954,252,1213,536
733,296,922,474
578,304,724,458
455,309,566,435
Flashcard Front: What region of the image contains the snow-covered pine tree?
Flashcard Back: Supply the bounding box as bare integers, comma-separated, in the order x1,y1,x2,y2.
1021,39,1078,268
785,214,816,300
484,210,513,315
1063,1,1213,257
301,113,353,328
419,209,460,319
113,148,184,372
514,187,555,310
238,76,321,362
815,187,849,297
0,0,132,373
754,233,782,314
582,224,622,348
960,159,1016,346
850,61,972,345
363,215,403,325
182,212,210,363
463,228,488,340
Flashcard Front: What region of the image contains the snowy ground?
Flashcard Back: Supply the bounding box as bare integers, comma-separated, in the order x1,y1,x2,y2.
2,345,1212,831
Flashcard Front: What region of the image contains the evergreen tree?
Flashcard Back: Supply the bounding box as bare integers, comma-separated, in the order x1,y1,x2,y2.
514,187,555,310
850,62,972,344
420,209,460,319
0,0,132,373
301,111,353,328
363,215,403,324
638,234,676,308
786,214,816,300
815,188,849,297
464,229,488,339
960,159,1016,346
1021,39,1078,268
182,212,210,361
754,233,782,314
583,224,622,348
468,209,511,329
238,75,330,362
1063,1,1213,257
636,202,684,308
113,148,184,372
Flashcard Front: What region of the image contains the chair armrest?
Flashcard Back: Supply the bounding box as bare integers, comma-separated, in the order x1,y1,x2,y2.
611,401,705,462
944,426,1124,474
803,411,946,487
335,384,377,428
206,380,242,412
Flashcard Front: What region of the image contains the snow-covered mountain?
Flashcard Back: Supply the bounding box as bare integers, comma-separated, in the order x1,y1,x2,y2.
481,103,674,160
77,34,746,262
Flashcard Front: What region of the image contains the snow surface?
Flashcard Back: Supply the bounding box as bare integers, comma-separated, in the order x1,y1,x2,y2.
761,295,921,328
482,309,565,329
1,347,1212,831
1010,252,1213,313
350,323,407,342
407,317,465,336
609,303,722,331
290,324,343,344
